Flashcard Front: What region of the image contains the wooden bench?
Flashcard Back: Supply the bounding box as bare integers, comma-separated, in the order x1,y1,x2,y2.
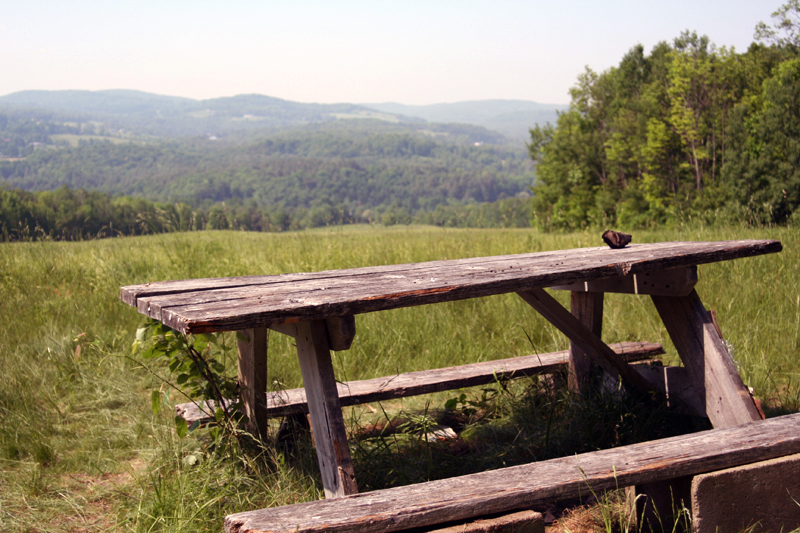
121,240,781,499
175,341,666,423
224,412,800,533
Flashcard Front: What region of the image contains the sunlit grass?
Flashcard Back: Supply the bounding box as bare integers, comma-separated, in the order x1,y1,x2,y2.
0,224,797,531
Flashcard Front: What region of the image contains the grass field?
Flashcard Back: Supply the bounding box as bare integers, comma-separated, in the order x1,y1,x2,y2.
1,225,797,532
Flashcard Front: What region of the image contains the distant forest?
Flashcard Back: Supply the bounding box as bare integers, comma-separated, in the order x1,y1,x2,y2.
530,3,800,229
0,186,531,241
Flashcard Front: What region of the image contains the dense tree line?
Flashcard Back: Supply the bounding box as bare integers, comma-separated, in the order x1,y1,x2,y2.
529,3,800,229
0,185,532,241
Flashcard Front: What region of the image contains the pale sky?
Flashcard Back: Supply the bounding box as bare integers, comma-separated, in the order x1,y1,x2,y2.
0,1,783,106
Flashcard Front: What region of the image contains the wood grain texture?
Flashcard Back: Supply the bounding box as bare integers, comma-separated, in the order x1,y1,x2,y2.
224,413,800,533
568,291,604,392
652,290,762,428
267,316,356,352
120,241,781,334
324,316,356,351
552,266,698,296
176,342,665,422
517,288,657,396
292,320,358,498
237,328,268,438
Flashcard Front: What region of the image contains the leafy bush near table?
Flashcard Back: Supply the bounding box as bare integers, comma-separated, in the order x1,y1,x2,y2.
135,319,242,443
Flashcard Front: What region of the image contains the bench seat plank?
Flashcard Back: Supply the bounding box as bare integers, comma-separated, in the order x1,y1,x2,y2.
225,413,800,533
176,341,664,421
121,241,781,334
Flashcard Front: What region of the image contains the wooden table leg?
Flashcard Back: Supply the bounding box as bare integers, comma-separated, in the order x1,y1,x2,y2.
569,291,604,393
293,320,358,498
237,327,269,439
651,289,762,428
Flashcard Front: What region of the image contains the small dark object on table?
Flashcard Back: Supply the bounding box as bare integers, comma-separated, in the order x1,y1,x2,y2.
602,230,632,249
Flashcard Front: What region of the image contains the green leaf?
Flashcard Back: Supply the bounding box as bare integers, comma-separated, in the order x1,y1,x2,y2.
444,398,458,410
141,346,160,359
214,407,225,422
136,327,148,342
193,338,210,353
175,416,188,438
151,390,162,415
176,373,189,385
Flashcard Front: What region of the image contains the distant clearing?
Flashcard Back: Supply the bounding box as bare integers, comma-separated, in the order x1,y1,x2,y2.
50,134,139,146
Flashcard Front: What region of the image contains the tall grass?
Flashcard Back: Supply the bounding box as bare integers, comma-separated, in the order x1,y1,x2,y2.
0,225,797,531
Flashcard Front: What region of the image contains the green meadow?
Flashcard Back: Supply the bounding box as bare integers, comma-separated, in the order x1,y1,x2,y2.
1,225,798,532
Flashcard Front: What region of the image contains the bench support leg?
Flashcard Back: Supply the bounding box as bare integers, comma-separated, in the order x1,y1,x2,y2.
237,327,269,439
569,291,604,393
294,320,358,498
635,289,762,532
651,289,762,428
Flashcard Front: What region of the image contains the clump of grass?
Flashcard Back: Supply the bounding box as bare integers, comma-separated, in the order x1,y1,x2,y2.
345,372,706,494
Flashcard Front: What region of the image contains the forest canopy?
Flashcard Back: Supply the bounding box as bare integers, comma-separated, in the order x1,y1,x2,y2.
529,2,800,230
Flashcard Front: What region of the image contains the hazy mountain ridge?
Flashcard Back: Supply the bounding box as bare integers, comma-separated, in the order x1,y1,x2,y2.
0,90,391,137
0,90,562,140
362,100,566,140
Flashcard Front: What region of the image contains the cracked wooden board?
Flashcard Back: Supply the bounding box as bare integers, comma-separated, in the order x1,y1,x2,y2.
121,240,781,334
224,413,800,533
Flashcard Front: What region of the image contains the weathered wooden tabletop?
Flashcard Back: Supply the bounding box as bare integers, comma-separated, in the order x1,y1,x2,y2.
121,240,781,334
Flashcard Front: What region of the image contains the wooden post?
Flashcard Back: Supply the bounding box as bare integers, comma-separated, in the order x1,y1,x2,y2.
630,289,763,530
651,289,762,428
569,291,604,393
293,320,358,498
237,327,269,439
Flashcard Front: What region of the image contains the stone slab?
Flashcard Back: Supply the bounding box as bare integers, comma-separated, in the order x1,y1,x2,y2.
692,453,800,533
424,510,544,533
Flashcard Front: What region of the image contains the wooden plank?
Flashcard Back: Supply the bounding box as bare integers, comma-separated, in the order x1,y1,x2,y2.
292,320,358,498
237,328,268,438
137,242,778,328
121,241,779,306
517,288,657,396
651,290,762,428
176,341,665,422
224,413,800,533
552,266,698,296
120,251,550,306
568,291,604,392
268,316,355,351
121,241,782,334
426,510,544,532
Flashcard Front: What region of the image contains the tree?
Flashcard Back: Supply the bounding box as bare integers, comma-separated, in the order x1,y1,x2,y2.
755,0,800,49
724,58,800,223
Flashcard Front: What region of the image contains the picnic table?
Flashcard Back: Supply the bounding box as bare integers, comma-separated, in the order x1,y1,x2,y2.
121,239,781,500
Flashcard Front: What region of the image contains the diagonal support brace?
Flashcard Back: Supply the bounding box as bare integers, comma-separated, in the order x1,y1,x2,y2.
517,288,659,397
